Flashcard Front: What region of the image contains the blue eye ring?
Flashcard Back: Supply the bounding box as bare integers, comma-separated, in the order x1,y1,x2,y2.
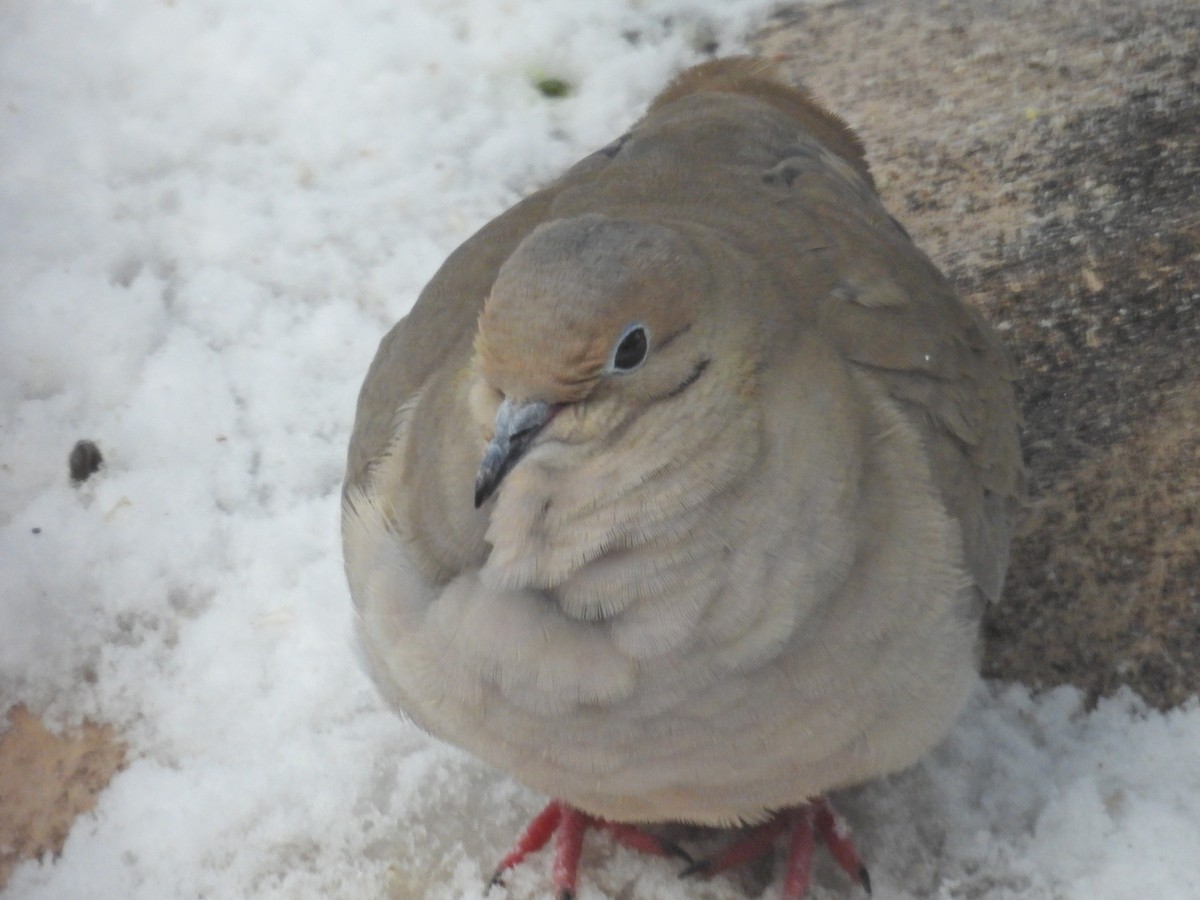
609,323,650,373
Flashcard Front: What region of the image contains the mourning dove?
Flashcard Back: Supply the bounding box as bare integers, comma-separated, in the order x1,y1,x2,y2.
342,57,1022,898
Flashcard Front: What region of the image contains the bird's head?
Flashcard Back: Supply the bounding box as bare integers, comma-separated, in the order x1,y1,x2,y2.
469,213,718,507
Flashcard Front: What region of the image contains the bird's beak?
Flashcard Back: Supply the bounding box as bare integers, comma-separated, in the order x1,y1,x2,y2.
474,398,553,508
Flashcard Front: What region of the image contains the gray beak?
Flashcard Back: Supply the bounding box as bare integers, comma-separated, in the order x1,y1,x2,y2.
474,398,552,508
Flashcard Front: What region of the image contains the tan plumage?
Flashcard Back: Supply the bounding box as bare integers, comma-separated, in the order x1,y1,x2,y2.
343,56,1021,836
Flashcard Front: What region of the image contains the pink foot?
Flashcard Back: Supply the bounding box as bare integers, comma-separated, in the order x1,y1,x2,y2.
683,797,870,899
489,800,692,900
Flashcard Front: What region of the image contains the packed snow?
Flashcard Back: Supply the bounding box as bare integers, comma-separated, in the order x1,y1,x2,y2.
1,1,1197,897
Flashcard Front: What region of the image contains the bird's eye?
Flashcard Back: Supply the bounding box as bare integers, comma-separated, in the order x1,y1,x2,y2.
610,324,649,372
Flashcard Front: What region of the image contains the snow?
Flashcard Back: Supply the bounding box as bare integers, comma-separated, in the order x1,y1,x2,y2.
1,1,1197,898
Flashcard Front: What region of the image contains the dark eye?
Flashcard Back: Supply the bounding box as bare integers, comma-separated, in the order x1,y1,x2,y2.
611,324,649,372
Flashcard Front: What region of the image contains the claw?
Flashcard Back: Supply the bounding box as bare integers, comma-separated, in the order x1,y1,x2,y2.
678,858,710,879
660,839,696,866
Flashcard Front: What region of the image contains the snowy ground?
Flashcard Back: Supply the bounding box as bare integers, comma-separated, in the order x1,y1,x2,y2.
2,1,1198,898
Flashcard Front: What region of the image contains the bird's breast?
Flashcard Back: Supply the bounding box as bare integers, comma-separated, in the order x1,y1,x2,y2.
478,395,764,626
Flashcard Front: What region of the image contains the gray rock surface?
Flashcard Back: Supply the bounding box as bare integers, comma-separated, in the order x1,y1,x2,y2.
754,0,1199,708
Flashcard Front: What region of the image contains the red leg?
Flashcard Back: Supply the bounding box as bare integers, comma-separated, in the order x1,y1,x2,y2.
489,800,690,899
490,800,564,886
782,806,816,900
684,797,871,898
551,806,590,900
599,821,693,863
682,814,791,877
814,797,871,892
